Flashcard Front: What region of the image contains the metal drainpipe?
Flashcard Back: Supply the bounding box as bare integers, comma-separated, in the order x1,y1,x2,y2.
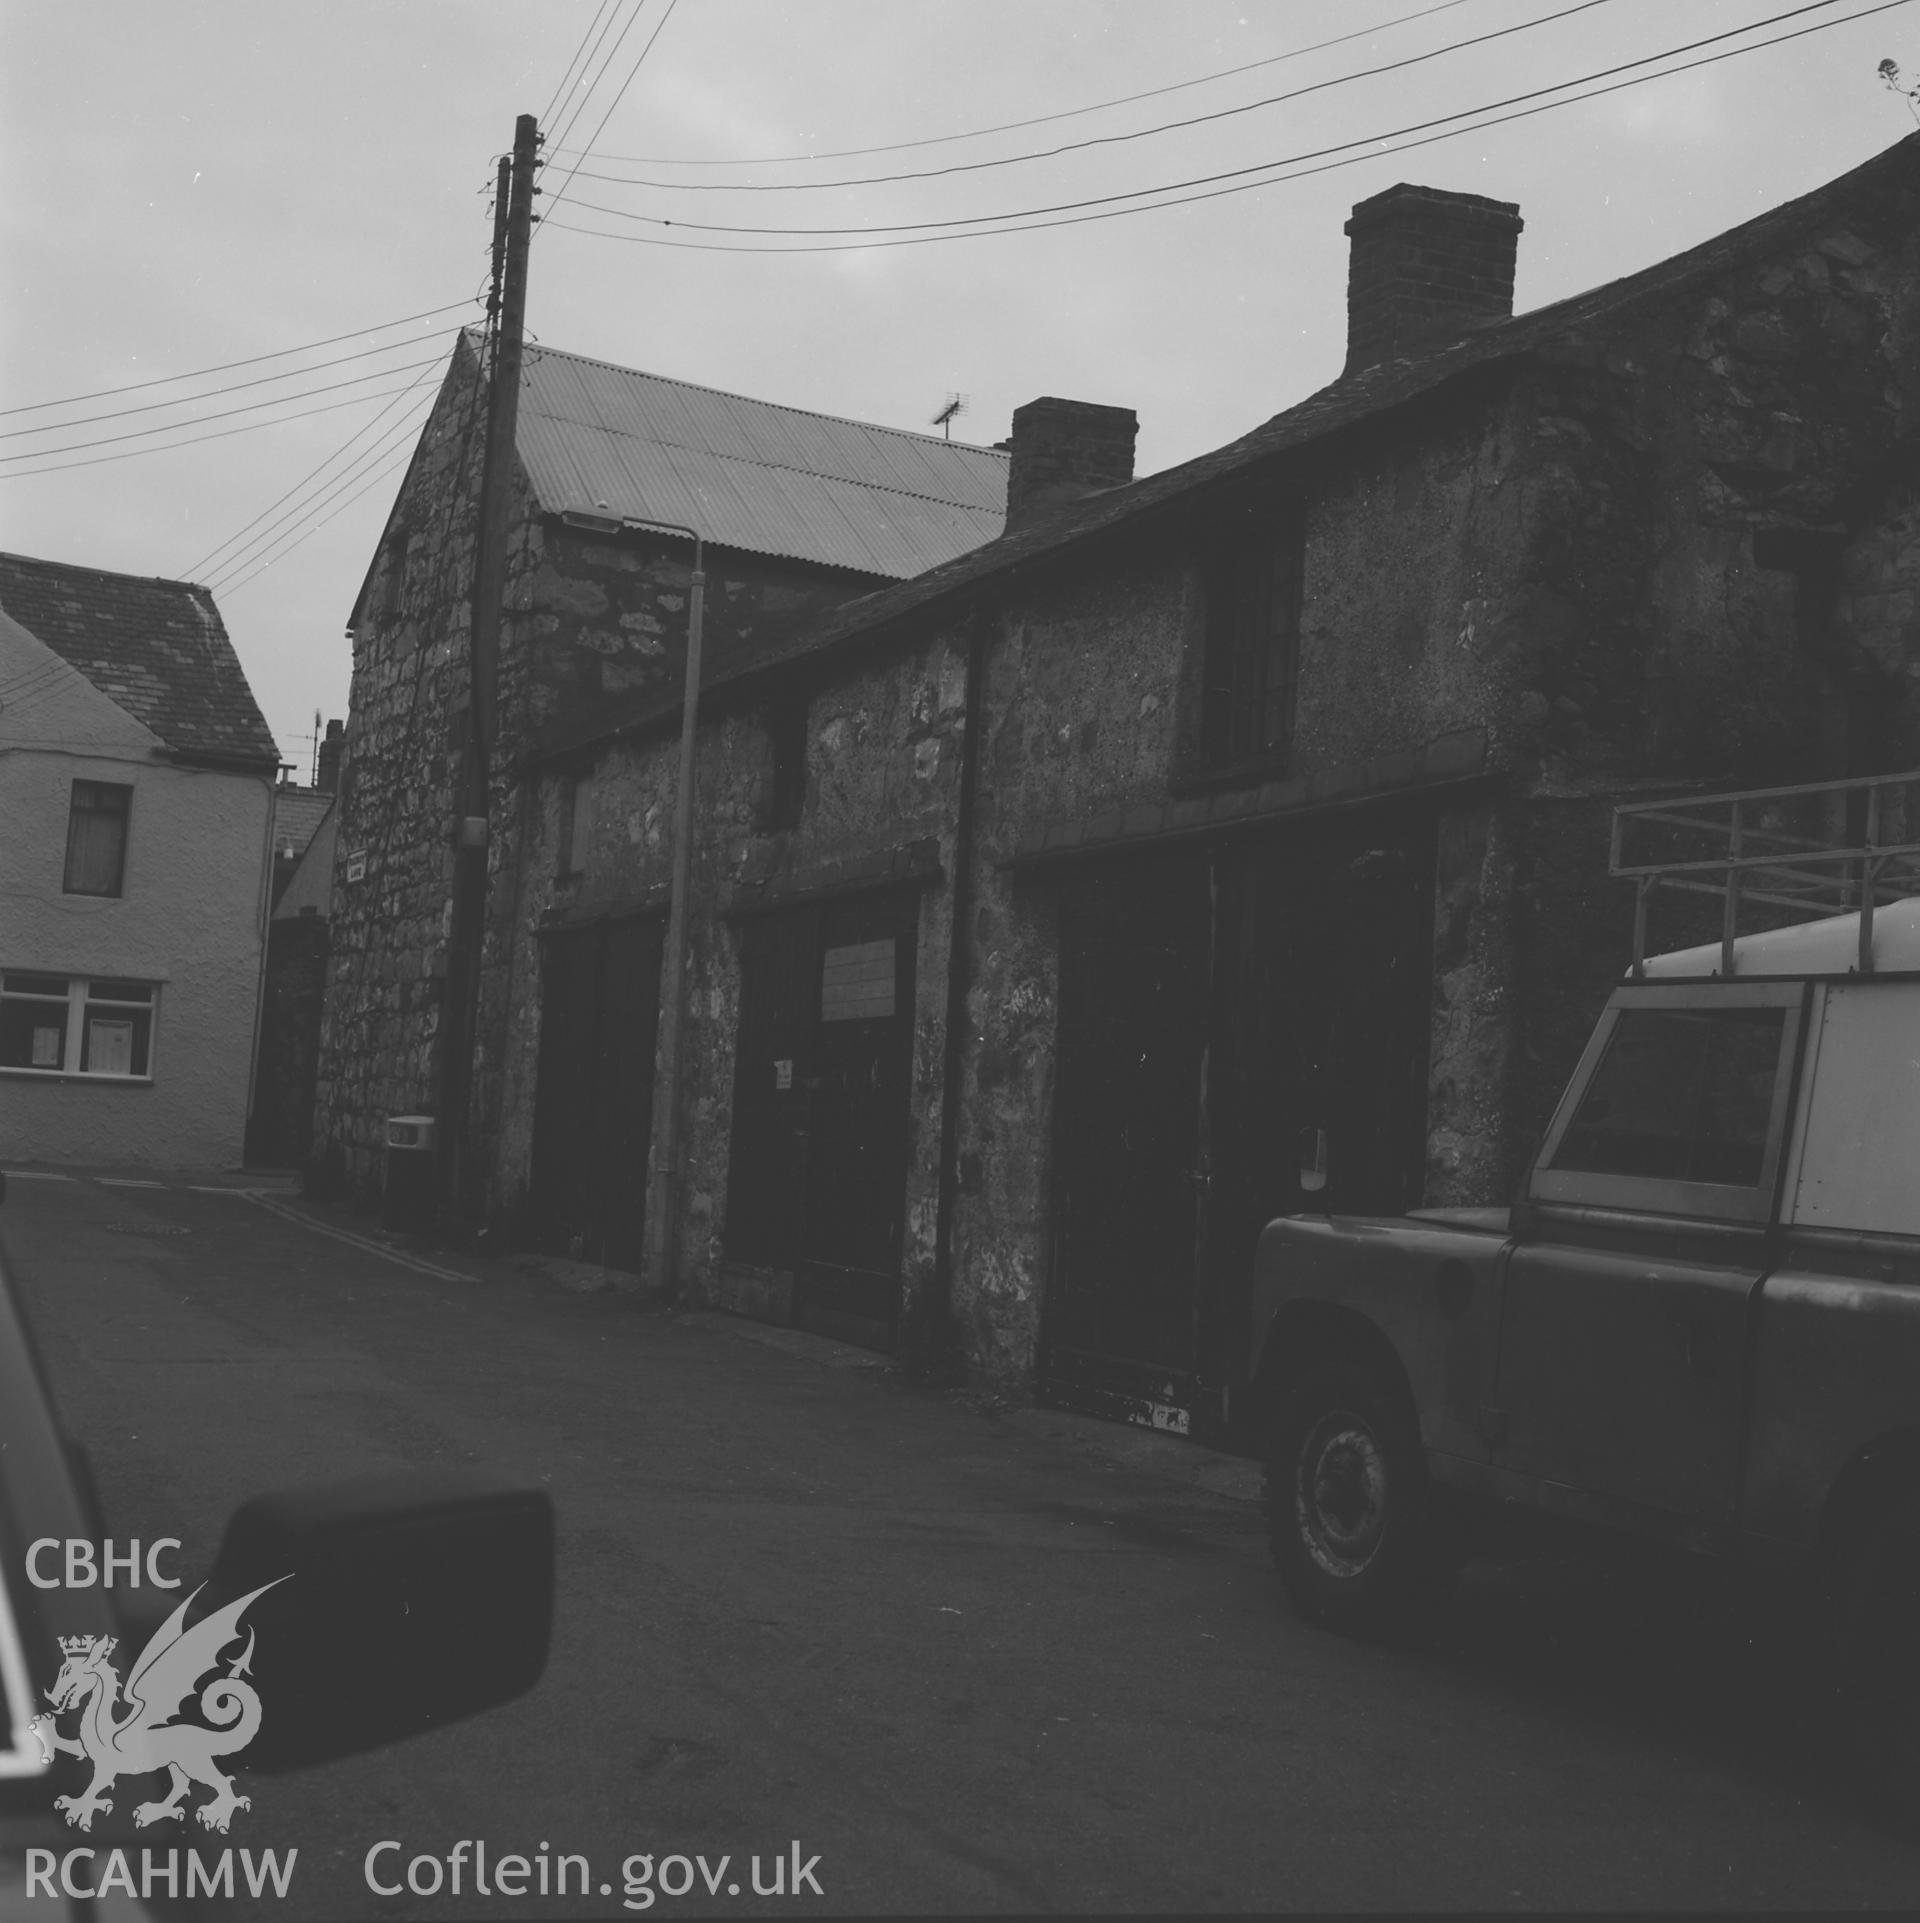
241,766,284,1144
639,522,705,1300
928,609,989,1379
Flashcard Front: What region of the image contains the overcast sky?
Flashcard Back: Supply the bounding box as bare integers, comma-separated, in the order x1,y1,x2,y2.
3,0,1915,780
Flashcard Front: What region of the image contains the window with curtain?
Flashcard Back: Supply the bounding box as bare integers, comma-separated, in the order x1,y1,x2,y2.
62,781,132,897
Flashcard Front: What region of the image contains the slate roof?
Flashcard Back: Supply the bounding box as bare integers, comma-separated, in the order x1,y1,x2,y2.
516,344,1008,579
532,131,1919,769
0,552,277,769
271,784,335,859
273,795,338,921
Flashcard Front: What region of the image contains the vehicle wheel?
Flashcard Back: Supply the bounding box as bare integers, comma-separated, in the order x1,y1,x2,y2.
1818,1493,1920,1831
1265,1353,1456,1637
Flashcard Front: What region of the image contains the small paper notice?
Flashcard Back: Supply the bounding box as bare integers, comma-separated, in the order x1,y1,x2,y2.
88,1018,133,1075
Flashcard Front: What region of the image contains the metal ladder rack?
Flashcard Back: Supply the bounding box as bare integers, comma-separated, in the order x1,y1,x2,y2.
1611,769,1920,977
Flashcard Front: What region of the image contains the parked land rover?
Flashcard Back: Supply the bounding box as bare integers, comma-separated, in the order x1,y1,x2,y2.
1246,772,1920,1795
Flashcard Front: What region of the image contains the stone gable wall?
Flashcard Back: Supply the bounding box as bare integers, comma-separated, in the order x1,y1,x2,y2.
312,339,883,1205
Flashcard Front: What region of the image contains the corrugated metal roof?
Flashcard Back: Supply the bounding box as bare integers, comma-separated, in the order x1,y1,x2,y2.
516,346,1007,579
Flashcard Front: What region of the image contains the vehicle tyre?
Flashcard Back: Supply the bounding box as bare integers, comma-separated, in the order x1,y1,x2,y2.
1817,1491,1920,1832
1265,1352,1457,1637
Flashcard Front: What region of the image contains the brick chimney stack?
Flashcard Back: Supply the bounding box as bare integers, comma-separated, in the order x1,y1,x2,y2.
316,717,344,794
1344,184,1523,375
1000,397,1138,534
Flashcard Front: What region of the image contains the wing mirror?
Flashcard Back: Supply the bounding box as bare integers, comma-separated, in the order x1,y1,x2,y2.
196,1471,553,1771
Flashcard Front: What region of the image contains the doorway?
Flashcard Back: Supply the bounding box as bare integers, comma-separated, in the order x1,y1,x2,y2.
723,889,921,1349
1042,815,1436,1433
528,914,663,1272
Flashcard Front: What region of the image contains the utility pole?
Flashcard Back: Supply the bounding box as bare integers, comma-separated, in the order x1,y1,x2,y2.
436,111,538,1231
640,523,706,1301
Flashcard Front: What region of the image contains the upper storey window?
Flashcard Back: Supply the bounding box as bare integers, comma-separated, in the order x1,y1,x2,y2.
1199,511,1304,772
63,781,131,897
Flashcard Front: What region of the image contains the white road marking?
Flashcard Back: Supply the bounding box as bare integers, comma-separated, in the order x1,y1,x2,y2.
1,1169,77,1180
97,1177,164,1188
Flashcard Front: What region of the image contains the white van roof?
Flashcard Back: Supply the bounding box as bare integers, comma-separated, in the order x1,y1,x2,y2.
1638,897,1920,977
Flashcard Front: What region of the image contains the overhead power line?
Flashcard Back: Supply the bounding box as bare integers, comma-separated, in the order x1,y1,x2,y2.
0,378,445,483
540,0,622,130
212,433,429,601
544,0,649,164
206,402,434,592
550,0,1487,170
0,299,475,420
181,346,460,579
571,0,1619,196
202,379,442,593
0,353,450,467
548,0,1893,249
0,332,462,444
542,0,683,223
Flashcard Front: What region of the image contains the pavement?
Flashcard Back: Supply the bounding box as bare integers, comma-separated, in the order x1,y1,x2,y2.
2,1163,1916,1916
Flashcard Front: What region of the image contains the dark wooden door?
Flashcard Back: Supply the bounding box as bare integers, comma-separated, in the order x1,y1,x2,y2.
1044,821,1435,1434
723,891,920,1349
1046,852,1214,1422
529,916,662,1271
1203,823,1436,1393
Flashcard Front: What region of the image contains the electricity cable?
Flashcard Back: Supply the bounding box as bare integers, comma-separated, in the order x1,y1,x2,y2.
569,0,1620,195
0,300,475,420
542,0,684,221
190,388,438,585
182,338,464,579
553,0,1487,168
0,332,462,444
202,383,442,594
540,0,623,132
206,401,437,593
213,434,429,600
544,0,650,167
0,379,446,482
0,354,449,466
547,0,1897,250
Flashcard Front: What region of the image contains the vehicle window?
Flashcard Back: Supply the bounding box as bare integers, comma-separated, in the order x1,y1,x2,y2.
1549,1005,1787,1187
1790,981,1920,1236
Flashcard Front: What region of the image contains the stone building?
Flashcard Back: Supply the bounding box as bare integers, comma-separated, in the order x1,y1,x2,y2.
317,133,1920,1436
494,134,1920,1433
309,336,1007,1240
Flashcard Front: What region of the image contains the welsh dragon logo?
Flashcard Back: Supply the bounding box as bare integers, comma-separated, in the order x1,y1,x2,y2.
29,1579,287,1834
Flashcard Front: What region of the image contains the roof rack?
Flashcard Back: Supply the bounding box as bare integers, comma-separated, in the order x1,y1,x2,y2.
1612,769,1920,978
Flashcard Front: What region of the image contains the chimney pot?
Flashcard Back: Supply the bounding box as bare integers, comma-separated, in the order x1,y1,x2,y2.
1002,397,1138,534
1343,184,1522,375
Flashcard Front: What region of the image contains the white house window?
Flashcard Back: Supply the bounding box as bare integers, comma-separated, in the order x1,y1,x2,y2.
63,781,132,897
0,974,155,1078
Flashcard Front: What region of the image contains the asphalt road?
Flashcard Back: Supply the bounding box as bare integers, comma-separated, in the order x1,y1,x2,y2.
2,1167,1916,1917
